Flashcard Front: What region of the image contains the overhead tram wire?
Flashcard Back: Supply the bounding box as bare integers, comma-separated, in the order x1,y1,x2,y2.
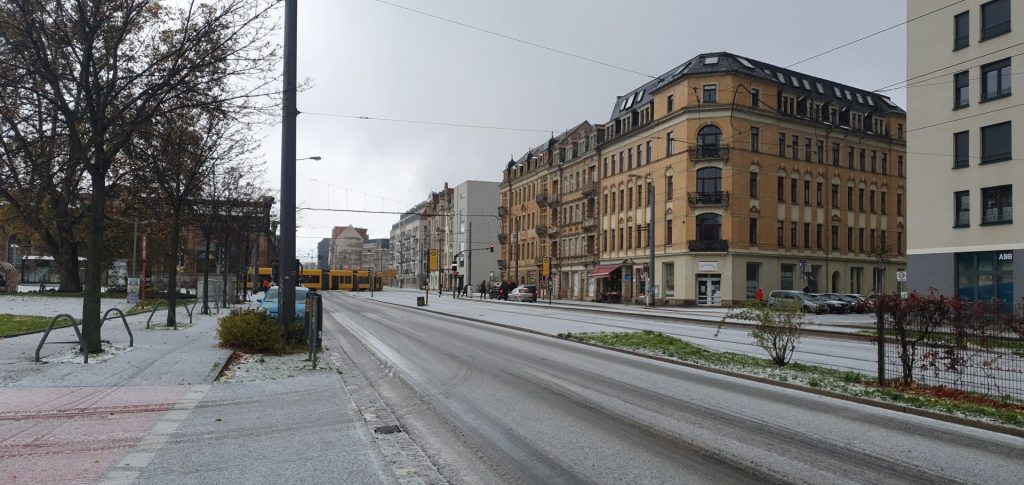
785,0,965,69
301,112,555,134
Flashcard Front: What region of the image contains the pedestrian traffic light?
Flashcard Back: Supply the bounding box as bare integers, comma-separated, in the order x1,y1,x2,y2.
488,244,494,252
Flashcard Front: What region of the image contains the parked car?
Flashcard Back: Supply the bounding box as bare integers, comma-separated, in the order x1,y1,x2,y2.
509,284,537,302
815,293,853,314
257,286,308,319
845,293,877,314
767,290,826,314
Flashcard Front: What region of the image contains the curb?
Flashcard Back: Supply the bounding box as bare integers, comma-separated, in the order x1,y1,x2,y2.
364,296,1024,440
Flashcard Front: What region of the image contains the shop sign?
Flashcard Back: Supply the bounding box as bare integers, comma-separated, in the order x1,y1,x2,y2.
998,252,1013,261
698,261,719,272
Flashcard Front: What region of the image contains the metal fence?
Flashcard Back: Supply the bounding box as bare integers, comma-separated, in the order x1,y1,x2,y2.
882,301,1024,402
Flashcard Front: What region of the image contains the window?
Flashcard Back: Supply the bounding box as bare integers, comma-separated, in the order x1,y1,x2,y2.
777,176,785,201
955,190,971,227
750,172,759,198
981,121,1012,163
646,140,652,163
981,59,1011,102
626,225,632,249
790,222,798,248
751,88,760,107
746,263,761,299
896,232,903,256
663,262,675,297
858,228,865,252
804,138,811,161
881,153,888,174
696,213,720,241
637,144,643,165
619,227,624,250
831,225,839,250
750,127,760,152
777,221,784,247
803,223,810,248
791,135,799,159
871,151,877,173
697,125,723,157
749,218,758,245
696,167,722,194
897,193,904,216
627,148,633,170
619,151,624,172
778,132,786,156
859,149,866,171
881,192,888,215
816,224,823,249
816,182,823,206
982,185,1013,224
666,175,674,200
859,188,865,211
847,147,854,168
847,227,853,251
666,131,674,156
832,183,840,208
870,189,876,213
816,140,824,163
952,131,971,169
666,219,673,245
627,187,633,209
703,84,718,103
804,180,811,205
832,143,840,166
791,178,798,203
898,156,905,177
667,94,674,113
781,264,795,290
954,71,969,108
981,0,1011,41
847,186,854,209
954,11,969,50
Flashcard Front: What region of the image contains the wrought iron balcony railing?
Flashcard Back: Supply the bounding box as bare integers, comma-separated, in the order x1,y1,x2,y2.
687,191,730,207
688,239,729,252
687,144,730,161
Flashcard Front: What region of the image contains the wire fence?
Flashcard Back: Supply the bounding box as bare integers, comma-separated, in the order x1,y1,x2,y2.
881,297,1024,403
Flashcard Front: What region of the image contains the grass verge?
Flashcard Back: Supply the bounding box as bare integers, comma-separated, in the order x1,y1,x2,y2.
558,330,1024,428
0,314,59,337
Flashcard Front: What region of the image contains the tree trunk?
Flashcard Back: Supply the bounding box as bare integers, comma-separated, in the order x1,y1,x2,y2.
81,175,107,354
166,209,181,327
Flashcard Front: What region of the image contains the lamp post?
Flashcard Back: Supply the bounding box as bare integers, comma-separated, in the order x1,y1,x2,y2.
628,172,655,307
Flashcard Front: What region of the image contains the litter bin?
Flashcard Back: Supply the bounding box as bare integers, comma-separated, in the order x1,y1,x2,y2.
416,296,426,307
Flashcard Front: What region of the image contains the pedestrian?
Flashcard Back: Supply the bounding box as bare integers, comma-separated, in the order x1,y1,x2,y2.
479,280,486,300
0,274,6,292
755,288,763,301
461,284,468,297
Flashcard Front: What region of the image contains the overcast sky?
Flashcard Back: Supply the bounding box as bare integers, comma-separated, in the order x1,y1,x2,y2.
256,0,910,261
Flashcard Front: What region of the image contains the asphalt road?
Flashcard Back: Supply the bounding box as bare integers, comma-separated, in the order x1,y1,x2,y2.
322,292,1024,485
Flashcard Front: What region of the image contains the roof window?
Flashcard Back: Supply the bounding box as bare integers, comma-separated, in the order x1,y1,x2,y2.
815,82,825,94
704,56,719,65
736,57,755,69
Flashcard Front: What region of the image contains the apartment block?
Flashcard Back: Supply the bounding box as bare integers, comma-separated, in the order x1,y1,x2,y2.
907,0,1022,304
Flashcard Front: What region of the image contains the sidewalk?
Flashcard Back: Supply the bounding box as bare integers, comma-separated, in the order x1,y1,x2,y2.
0,299,398,485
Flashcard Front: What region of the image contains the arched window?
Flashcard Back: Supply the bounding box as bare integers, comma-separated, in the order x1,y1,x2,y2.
696,167,722,194
697,125,722,147
696,213,722,241
7,235,18,264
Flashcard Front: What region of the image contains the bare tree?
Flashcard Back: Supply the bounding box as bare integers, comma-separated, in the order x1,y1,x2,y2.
0,0,279,352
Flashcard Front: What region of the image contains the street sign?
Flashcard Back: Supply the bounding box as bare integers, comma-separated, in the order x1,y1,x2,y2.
896,271,907,282
428,249,438,271
623,273,632,281
127,278,140,304
542,257,550,277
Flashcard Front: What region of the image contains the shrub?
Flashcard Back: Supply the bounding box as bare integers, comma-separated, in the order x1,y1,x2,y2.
725,301,806,366
217,309,287,354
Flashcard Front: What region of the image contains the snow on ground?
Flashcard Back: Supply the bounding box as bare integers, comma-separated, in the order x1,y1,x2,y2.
41,343,135,364
0,294,131,318
217,350,336,383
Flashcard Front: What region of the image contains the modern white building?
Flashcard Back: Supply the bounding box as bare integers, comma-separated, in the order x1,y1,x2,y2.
451,180,501,291
907,0,1022,303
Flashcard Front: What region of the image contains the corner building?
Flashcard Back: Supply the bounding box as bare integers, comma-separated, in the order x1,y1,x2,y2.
907,0,1022,304
597,52,907,305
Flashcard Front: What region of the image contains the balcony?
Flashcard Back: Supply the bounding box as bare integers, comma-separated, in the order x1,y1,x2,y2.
498,233,508,244
535,225,548,236
497,259,507,269
547,227,559,238
581,180,598,197
547,195,560,208
535,193,548,204
688,239,729,252
687,191,730,207
497,206,508,218
582,217,597,231
687,144,730,162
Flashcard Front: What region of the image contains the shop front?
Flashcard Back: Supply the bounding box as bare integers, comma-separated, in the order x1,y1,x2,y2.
590,262,623,302
695,260,722,306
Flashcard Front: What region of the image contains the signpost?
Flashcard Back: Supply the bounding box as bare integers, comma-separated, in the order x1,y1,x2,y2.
428,248,438,305
543,257,551,304
127,278,140,304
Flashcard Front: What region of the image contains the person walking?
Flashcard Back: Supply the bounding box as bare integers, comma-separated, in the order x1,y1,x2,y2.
0,274,6,292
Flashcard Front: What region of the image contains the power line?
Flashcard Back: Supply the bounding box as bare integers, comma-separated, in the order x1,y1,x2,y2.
297,207,501,219
874,41,1024,92
785,1,965,69
302,111,555,134
371,0,657,79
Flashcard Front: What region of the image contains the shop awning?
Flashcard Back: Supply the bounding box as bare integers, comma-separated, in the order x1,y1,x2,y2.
589,264,621,279
0,261,16,274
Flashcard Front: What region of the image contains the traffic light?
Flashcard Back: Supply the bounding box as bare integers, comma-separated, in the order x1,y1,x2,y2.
488,244,494,252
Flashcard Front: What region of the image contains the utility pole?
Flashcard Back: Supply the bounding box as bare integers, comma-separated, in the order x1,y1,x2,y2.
647,178,655,307
278,0,297,326
467,222,472,297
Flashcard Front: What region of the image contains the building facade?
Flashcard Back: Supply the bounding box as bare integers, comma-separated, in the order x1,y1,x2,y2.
452,180,502,290
317,238,330,271
390,200,429,289
329,225,369,270
500,137,561,291
907,0,1022,304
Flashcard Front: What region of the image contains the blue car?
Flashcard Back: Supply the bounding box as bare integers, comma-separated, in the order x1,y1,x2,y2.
257,286,308,319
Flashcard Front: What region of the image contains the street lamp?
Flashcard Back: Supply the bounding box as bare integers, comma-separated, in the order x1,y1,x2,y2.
627,172,655,308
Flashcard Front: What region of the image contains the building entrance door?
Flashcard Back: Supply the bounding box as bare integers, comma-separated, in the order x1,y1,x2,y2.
696,274,721,305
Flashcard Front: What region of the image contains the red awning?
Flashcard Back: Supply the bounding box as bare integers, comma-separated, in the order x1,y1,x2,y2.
589,264,621,278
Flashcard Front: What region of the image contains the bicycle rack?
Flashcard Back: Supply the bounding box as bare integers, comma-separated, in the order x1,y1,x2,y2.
184,299,200,325
101,308,133,348
35,314,83,363
145,301,167,329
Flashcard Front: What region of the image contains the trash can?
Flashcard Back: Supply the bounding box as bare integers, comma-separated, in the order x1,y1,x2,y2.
416,296,426,307
304,291,322,346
